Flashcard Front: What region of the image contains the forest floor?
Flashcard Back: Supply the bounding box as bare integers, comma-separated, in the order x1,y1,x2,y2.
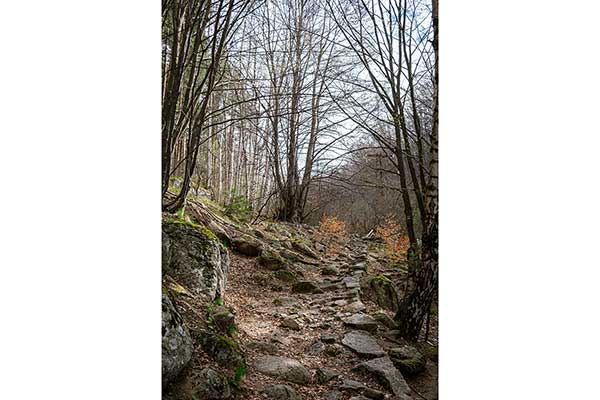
223,233,438,400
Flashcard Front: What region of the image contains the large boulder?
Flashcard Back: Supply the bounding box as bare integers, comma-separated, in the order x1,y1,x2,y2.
162,222,229,303
162,293,193,386
253,356,312,384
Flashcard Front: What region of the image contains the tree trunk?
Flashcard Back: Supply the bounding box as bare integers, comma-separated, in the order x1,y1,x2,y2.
395,0,439,341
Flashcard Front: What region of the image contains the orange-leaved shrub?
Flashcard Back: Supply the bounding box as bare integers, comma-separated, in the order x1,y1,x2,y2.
375,216,410,262
316,215,347,255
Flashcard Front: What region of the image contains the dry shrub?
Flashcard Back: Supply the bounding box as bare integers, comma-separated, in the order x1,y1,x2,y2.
376,216,410,262
316,215,347,255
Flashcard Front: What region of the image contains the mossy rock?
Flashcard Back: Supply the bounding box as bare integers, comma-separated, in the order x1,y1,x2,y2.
191,367,232,400
291,281,321,294
231,236,263,257
208,305,236,337
368,275,400,312
291,238,319,259
201,331,245,368
273,270,297,283
416,342,438,363
258,248,288,270
389,345,427,375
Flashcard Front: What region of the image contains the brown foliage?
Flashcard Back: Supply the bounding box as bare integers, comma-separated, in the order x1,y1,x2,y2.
375,216,410,262
316,215,348,256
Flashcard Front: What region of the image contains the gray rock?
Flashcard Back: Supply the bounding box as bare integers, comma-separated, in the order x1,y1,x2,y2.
341,331,386,357
162,293,193,386
210,305,236,335
320,282,341,291
315,367,340,383
320,333,337,344
273,270,298,283
307,340,325,354
354,356,412,399
343,301,366,313
342,276,360,289
253,356,312,384
322,265,340,275
352,262,367,271
323,391,343,400
363,387,385,400
368,276,400,312
162,223,229,302
201,331,245,367
230,236,263,257
389,345,427,375
292,281,321,294
291,240,320,259
332,299,348,307
339,379,366,392
324,343,343,356
191,368,232,399
260,384,301,400
343,313,379,333
281,317,301,331
258,248,288,270
372,311,397,329
273,296,299,307
348,396,370,400
247,341,278,355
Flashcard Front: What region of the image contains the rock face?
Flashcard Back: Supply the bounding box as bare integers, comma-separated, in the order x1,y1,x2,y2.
191,368,232,399
162,293,193,386
341,331,386,357
343,313,379,333
162,223,229,302
253,356,312,384
354,356,412,399
260,384,301,400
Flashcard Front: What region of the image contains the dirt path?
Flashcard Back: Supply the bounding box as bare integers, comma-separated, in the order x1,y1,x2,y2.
225,235,438,400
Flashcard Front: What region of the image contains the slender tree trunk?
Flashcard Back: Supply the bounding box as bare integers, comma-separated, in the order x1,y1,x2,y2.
395,0,439,341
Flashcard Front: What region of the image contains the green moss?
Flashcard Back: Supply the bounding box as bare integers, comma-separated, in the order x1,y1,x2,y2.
369,274,394,285
216,334,238,351
228,324,237,337
164,218,202,230
164,217,219,243
232,364,247,387
213,297,224,306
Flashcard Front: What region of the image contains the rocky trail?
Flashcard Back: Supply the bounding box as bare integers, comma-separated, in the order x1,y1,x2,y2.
162,202,437,400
